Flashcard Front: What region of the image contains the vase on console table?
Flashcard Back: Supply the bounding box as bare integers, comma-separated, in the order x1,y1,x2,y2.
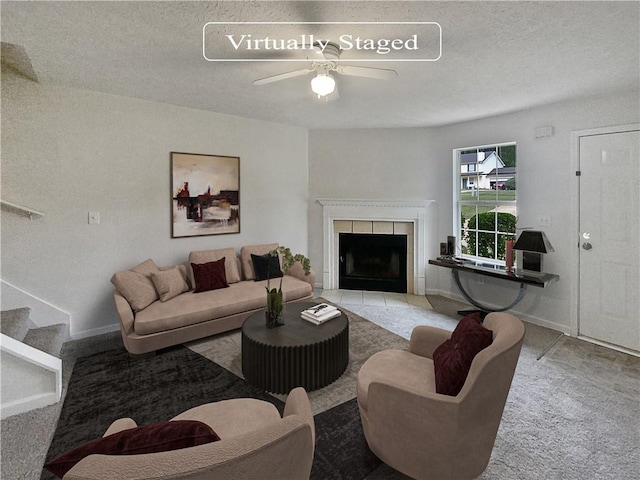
506,239,514,272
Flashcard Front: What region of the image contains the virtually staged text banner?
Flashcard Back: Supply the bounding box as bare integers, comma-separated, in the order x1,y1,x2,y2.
202,22,442,62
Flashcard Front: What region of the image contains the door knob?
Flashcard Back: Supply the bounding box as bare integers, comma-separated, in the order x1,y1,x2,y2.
582,242,593,250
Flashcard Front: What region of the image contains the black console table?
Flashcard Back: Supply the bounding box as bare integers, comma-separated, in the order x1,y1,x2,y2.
429,258,559,313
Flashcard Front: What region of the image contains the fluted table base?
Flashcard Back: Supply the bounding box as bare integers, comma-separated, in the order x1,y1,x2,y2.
241,303,349,394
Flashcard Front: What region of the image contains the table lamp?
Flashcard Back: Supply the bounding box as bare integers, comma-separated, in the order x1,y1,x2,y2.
513,230,554,272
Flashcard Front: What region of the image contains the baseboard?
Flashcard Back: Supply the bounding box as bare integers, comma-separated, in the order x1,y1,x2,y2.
70,323,120,341
1,391,59,420
577,336,640,358
426,289,569,334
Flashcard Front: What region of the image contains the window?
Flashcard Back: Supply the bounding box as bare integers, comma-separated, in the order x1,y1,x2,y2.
454,143,517,264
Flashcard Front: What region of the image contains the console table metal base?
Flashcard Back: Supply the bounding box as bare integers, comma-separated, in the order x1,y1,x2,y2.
453,269,526,313
428,258,558,315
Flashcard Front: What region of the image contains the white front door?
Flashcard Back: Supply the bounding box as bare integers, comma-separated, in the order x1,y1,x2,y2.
578,127,639,352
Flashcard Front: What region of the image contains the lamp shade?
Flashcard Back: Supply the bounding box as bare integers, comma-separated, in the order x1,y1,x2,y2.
311,73,335,96
513,230,555,253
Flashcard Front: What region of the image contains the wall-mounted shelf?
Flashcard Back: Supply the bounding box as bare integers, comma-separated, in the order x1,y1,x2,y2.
1,200,45,220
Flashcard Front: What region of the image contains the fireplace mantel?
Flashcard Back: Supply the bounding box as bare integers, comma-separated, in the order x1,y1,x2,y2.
317,199,435,295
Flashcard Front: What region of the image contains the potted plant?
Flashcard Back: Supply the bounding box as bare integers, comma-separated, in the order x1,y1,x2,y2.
265,246,311,328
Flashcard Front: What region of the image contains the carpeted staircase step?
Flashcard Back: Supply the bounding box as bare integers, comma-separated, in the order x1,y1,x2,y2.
1,307,35,342
22,324,69,358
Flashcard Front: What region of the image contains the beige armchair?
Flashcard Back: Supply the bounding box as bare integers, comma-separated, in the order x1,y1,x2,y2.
61,387,315,480
357,312,525,480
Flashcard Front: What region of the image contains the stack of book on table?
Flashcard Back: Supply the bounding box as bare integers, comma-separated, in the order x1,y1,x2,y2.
301,303,341,325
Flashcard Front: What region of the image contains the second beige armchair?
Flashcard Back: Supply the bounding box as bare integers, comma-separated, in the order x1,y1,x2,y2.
57,387,315,480
357,312,525,480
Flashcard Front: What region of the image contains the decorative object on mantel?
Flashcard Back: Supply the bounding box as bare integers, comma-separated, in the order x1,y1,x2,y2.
171,152,240,238
513,230,554,272
264,247,311,329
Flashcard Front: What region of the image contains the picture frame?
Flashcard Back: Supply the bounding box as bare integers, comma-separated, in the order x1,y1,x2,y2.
171,152,240,238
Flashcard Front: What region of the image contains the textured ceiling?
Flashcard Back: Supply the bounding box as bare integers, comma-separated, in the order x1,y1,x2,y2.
1,1,638,129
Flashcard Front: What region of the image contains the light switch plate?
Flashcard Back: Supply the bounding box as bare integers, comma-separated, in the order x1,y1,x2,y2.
88,211,100,224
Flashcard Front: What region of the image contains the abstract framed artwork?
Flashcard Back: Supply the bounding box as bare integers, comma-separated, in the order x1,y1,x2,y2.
171,152,240,238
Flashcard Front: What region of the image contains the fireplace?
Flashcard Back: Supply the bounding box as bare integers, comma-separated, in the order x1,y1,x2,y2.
339,233,408,293
317,199,435,296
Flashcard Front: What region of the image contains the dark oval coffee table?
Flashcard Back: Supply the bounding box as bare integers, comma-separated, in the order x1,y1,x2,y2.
241,302,349,394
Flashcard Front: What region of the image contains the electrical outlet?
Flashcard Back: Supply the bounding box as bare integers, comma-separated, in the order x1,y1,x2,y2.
537,215,551,227
88,211,100,224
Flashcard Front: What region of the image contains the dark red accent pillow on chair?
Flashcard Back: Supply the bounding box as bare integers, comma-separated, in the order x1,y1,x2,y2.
432,312,493,396
44,420,221,478
191,258,229,293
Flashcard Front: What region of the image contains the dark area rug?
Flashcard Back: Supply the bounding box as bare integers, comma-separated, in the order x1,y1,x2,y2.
42,344,383,479
312,398,382,480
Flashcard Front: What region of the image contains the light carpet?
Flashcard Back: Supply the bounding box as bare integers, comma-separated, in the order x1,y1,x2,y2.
185,301,409,414
3,296,639,480
187,299,640,480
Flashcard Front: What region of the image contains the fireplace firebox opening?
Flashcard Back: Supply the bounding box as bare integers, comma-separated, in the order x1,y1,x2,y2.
339,233,408,293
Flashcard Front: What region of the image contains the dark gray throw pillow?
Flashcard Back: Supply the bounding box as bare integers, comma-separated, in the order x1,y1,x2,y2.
251,253,283,281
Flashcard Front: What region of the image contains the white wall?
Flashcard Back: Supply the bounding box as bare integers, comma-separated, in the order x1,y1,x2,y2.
308,127,442,289
308,89,640,332
3,63,638,337
1,68,309,338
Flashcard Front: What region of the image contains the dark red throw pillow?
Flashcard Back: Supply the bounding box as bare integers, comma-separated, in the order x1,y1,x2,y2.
432,313,493,396
191,257,228,293
44,420,221,478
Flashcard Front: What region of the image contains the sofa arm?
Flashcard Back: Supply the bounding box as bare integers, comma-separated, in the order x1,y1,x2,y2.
286,261,316,288
408,325,452,359
66,416,314,480
103,418,137,437
283,387,315,445
113,291,134,335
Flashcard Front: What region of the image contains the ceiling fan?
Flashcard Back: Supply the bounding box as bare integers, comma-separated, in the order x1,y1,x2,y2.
252,41,397,101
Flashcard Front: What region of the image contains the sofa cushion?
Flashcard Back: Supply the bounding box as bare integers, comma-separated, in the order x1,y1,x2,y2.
191,258,229,293
110,259,160,312
160,263,193,290
44,420,220,478
432,313,493,396
133,275,312,335
251,253,283,281
240,243,279,280
171,398,281,439
189,248,241,285
151,267,190,302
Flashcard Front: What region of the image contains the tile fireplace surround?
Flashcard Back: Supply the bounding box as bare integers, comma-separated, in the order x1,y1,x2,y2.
317,199,435,296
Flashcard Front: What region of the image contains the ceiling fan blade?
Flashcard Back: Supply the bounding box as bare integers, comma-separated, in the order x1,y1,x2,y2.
335,65,397,80
1,42,38,82
253,68,314,85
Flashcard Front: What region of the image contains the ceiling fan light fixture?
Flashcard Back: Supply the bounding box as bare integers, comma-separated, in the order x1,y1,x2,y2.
311,73,335,96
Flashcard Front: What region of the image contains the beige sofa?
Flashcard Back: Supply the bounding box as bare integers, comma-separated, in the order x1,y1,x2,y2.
112,243,315,354
59,387,315,480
